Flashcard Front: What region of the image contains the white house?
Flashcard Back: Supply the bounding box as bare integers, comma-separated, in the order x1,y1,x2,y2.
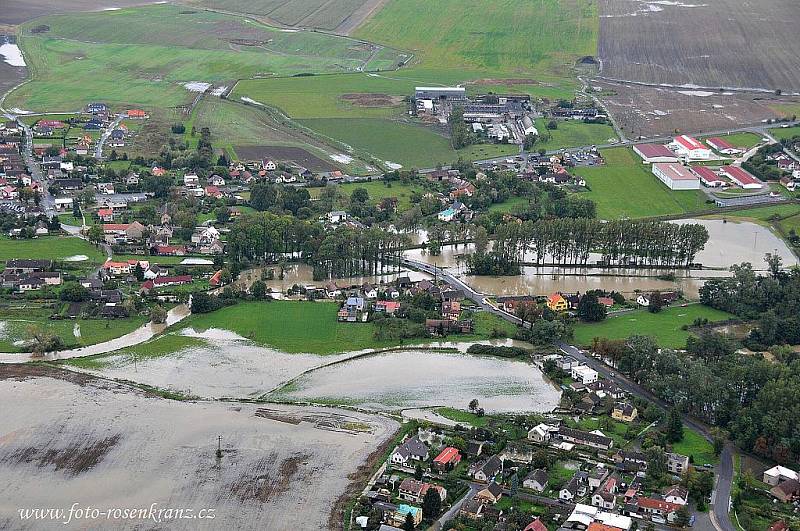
763,466,799,486
528,423,557,444
183,174,200,188
571,365,598,384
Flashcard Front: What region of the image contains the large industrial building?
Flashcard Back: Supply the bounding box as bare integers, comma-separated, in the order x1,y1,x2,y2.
669,135,713,159
720,165,763,189
652,163,700,190
414,87,466,100
633,144,679,164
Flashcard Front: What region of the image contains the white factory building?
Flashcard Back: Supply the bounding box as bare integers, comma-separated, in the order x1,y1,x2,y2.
652,163,700,190
669,135,713,159
414,87,466,100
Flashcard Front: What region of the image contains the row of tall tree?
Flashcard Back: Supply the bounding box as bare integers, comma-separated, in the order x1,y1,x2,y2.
467,218,709,273
225,212,408,280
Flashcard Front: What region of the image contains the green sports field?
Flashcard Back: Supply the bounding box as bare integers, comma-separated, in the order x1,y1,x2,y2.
573,148,709,219
0,236,105,263
572,304,734,349
770,125,800,141
7,5,407,112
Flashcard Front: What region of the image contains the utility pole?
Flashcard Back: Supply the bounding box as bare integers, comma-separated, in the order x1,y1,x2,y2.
216,435,223,458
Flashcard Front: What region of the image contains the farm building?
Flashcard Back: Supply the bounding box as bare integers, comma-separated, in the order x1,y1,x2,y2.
633,144,679,164
126,109,148,119
652,163,700,190
669,135,712,159
706,137,744,155
691,166,725,187
414,87,466,101
720,165,763,189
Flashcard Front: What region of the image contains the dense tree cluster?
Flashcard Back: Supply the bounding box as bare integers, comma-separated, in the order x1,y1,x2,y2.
612,333,800,464
700,257,800,347
467,218,708,275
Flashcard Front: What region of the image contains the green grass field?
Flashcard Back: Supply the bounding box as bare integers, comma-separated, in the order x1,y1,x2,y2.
770,125,800,141
8,5,407,112
356,0,597,80
310,180,424,211
573,148,710,219
436,407,490,427
573,304,734,349
176,300,514,354
488,196,529,214
301,118,517,167
534,119,616,151
0,236,105,263
671,428,718,465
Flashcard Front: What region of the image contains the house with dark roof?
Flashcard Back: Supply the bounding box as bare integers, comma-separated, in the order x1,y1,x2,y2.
469,455,502,483
523,469,549,492
558,426,613,450
389,436,429,466
475,482,503,504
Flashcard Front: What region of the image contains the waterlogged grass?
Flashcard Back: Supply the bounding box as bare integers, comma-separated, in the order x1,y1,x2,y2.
573,148,710,220
8,4,405,112
62,333,206,370
573,304,734,349
436,407,489,427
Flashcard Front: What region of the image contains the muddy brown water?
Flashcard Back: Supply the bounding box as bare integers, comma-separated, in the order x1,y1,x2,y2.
403,219,798,298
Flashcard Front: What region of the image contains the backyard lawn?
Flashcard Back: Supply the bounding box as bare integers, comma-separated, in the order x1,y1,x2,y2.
671,427,718,465
572,304,734,349
573,148,710,219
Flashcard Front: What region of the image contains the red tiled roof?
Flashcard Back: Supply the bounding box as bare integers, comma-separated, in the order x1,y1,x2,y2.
524,519,548,531
433,447,461,465
637,497,681,513
706,137,735,151
674,135,705,151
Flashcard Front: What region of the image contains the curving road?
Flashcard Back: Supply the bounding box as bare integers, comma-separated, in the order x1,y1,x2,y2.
400,256,737,531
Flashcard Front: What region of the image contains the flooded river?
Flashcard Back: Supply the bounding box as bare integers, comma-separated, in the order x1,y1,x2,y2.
403,219,798,298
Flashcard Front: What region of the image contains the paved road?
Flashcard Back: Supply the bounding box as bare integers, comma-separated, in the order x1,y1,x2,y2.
400,258,737,531
428,483,480,531
95,114,124,159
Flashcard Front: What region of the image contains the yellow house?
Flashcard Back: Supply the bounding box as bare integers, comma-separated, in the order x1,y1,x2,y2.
612,402,638,423
547,293,569,312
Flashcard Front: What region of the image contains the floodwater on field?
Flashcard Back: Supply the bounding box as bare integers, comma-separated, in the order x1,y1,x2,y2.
273,349,561,413
0,373,397,530
402,219,797,298
233,262,431,295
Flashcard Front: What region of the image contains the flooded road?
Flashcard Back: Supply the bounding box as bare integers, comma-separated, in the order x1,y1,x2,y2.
233,263,431,295
272,349,561,413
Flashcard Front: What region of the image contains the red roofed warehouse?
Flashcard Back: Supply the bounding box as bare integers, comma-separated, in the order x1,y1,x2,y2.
433,447,462,472
691,166,725,187
652,163,700,190
720,165,763,189
126,109,148,119
633,144,679,164
706,137,744,155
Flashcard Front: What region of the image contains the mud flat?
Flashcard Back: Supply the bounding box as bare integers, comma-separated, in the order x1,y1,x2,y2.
0,365,397,530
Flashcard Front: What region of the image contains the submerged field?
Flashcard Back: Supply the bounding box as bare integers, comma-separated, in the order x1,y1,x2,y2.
6,4,406,112
573,148,709,219
0,367,397,530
